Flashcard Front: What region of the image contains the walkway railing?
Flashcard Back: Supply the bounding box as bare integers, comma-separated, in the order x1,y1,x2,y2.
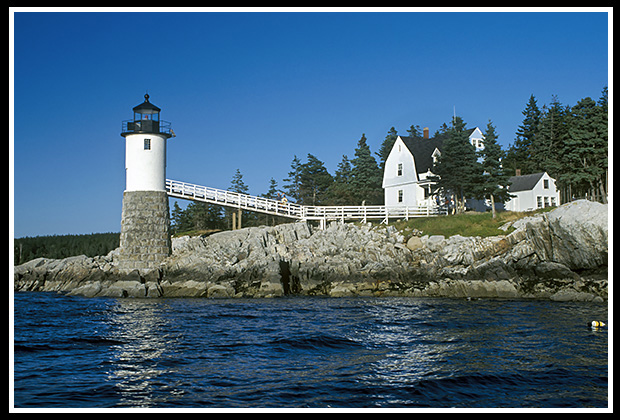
166,179,447,225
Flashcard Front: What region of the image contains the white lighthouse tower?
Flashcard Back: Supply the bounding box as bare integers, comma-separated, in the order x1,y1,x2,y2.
118,94,174,273
122,94,172,192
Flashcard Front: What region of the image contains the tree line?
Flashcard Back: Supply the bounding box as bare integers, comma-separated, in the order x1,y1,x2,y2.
14,232,120,265
170,86,607,233
503,87,608,204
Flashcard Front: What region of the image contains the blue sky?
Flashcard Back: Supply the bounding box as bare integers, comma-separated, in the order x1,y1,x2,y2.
11,9,609,237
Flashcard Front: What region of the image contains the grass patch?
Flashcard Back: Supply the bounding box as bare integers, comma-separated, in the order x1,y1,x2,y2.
393,207,556,238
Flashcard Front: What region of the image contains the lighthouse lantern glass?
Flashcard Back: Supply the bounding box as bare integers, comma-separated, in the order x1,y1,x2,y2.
134,109,160,122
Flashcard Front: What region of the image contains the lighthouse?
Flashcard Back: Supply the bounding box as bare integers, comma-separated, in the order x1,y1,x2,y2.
118,94,174,273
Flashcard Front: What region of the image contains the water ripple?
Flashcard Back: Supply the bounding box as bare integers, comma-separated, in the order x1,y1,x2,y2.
13,293,608,408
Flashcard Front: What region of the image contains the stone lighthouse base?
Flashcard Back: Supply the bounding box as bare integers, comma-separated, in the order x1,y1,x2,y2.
118,190,171,273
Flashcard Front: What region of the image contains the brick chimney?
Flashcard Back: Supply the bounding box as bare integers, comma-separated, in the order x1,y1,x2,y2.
423,127,429,139
515,169,521,176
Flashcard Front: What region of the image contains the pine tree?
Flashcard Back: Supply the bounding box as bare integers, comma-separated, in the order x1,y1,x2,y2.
565,96,608,203
228,168,251,228
431,116,480,213
326,155,355,205
229,168,249,194
505,94,541,175
434,122,450,137
283,155,303,203
170,201,186,234
351,133,383,205
593,86,608,202
407,124,422,137
376,127,398,171
260,178,284,226
299,154,333,206
262,178,279,200
478,120,512,218
531,95,567,178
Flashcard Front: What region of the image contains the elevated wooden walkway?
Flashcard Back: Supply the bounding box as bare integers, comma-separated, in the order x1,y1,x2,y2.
166,179,446,227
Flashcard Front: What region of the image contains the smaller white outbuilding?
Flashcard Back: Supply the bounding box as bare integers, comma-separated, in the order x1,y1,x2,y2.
504,172,560,212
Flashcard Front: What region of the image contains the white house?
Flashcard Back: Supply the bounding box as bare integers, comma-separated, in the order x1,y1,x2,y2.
504,172,560,212
382,127,484,207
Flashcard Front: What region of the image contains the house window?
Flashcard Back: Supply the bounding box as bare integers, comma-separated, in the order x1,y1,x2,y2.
398,190,403,203
543,179,549,189
544,197,550,207
144,138,151,150
397,163,403,176
537,196,543,208
551,197,557,206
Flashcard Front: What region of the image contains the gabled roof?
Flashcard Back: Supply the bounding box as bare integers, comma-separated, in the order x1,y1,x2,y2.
466,127,478,137
399,135,446,174
507,172,545,192
397,127,482,175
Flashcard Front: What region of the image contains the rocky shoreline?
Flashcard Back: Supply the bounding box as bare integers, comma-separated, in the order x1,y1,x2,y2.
14,200,608,302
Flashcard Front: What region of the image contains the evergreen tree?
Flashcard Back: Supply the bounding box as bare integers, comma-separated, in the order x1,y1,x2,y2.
283,155,303,203
195,202,225,230
299,154,333,206
176,201,224,232
434,122,450,137
530,96,568,178
170,201,190,234
260,178,285,226
594,86,608,202
262,178,280,200
326,154,356,205
407,124,422,138
227,168,253,228
376,127,398,171
564,96,608,203
505,94,541,174
430,116,480,213
229,168,249,194
478,120,512,218
351,133,383,205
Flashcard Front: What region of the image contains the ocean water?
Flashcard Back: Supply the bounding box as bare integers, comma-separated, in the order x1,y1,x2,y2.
12,292,608,409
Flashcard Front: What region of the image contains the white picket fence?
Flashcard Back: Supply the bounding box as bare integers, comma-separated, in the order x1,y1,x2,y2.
166,179,446,226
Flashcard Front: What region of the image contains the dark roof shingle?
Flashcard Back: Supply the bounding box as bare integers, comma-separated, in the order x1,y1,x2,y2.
507,172,545,192
399,135,444,175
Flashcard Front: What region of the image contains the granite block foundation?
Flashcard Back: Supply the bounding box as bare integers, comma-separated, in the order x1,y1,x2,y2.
118,190,171,273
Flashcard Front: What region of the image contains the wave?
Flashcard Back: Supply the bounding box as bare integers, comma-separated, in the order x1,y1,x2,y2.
13,343,55,354
68,337,127,346
271,334,363,351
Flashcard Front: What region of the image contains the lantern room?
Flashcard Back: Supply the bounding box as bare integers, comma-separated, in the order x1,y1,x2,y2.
121,93,173,138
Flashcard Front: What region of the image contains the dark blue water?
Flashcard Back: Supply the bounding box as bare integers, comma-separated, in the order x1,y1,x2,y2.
12,292,608,408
